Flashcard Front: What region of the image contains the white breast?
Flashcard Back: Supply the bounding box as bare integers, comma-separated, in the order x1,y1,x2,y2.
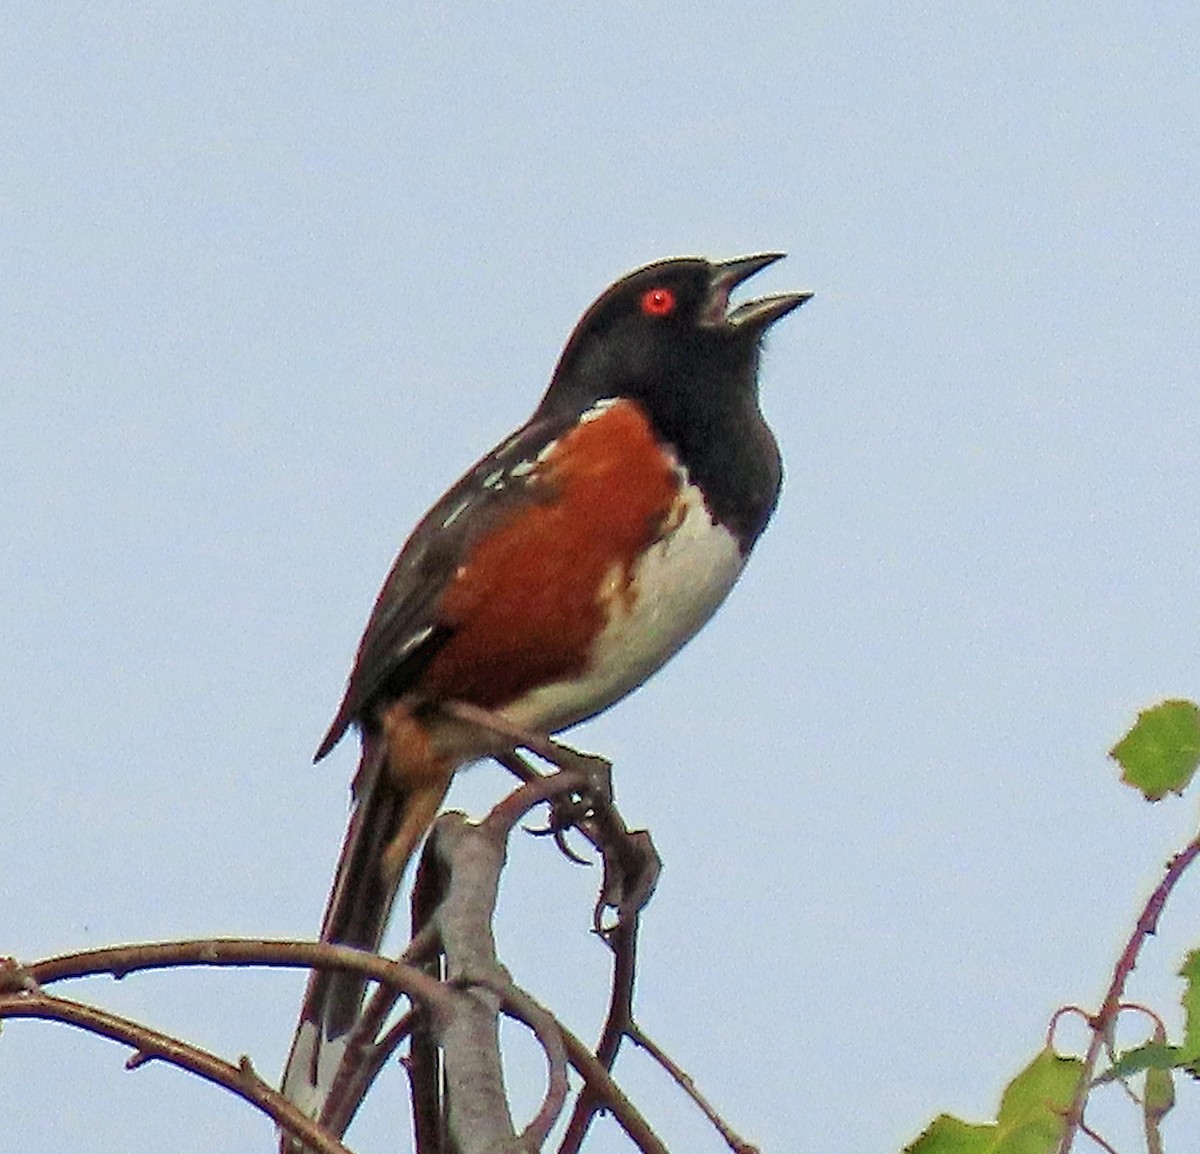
503,478,745,735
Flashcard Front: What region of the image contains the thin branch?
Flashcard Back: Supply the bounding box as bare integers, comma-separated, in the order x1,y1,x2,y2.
1078,1118,1121,1154
4,938,478,1154
628,1023,758,1154
19,938,451,1013
362,1008,419,1098
4,937,464,1154
557,1023,669,1154
0,989,352,1154
1056,834,1200,1153
558,915,639,1154
4,704,745,1154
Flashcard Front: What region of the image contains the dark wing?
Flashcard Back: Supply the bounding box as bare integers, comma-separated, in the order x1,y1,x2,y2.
314,410,576,760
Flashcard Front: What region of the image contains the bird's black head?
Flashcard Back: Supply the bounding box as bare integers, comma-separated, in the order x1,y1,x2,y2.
536,253,811,546
537,253,810,440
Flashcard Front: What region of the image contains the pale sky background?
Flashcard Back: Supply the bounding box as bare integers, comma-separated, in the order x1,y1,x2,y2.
3,4,1200,1153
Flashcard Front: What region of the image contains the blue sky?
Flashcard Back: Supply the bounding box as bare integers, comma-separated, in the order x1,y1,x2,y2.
3,4,1199,1152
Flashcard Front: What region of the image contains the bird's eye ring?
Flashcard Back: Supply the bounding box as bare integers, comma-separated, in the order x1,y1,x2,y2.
640,287,676,318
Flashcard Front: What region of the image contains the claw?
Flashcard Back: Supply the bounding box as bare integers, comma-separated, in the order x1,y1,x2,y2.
521,813,593,865
553,827,592,866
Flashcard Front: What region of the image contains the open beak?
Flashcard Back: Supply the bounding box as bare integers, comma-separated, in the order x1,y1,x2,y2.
702,252,813,330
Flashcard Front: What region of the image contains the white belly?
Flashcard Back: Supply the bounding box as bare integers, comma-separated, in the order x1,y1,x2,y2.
502,479,745,734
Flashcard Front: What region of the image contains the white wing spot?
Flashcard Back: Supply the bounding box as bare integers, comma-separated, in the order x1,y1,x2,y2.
482,468,505,489
401,623,437,657
577,396,620,424
532,436,561,466
441,497,472,528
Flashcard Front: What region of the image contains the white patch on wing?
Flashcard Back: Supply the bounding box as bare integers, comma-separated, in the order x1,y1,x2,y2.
502,473,745,734
454,401,621,528
441,496,472,528
506,421,577,481
396,622,437,661
577,396,620,424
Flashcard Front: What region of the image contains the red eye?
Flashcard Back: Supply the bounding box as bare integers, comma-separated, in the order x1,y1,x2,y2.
640,287,676,317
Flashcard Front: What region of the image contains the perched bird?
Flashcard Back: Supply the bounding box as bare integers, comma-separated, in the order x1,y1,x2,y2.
281,252,811,1125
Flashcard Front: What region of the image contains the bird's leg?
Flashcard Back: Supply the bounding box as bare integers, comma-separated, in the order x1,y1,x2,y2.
437,699,656,925
439,698,611,795
493,748,593,865
439,698,614,857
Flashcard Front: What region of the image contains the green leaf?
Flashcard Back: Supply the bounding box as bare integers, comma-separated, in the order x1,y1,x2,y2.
903,1049,1083,1154
1101,1041,1181,1081
1144,1062,1174,1113
1179,950,1200,1073
904,1115,992,1154
1143,1022,1175,1154
1110,700,1200,800
1104,955,1200,1082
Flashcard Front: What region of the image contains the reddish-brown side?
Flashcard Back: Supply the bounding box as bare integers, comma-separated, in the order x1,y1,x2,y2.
418,399,679,708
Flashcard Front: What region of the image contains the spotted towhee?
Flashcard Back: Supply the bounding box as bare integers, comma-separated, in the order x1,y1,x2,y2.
281,253,810,1123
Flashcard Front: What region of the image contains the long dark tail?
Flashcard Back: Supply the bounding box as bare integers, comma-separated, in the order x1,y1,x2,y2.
279,731,451,1136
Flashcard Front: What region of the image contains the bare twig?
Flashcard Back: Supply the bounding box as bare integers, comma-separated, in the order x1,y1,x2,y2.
557,1024,668,1154
22,938,449,1010
628,1023,759,1154
1078,1118,1121,1154
558,904,640,1153
0,989,352,1154
7,937,462,1154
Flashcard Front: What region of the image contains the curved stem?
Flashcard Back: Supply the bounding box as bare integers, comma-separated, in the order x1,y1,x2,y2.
1056,835,1200,1153
0,989,352,1154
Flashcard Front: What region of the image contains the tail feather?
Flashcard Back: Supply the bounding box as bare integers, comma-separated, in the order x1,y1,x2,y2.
312,746,407,1039
280,730,452,1133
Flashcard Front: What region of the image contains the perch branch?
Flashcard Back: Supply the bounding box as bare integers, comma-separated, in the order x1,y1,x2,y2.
15,938,449,1011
